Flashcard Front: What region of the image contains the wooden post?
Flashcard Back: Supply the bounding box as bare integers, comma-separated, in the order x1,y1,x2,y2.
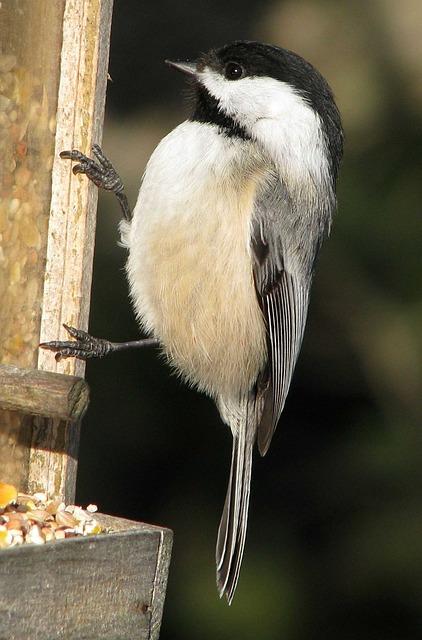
0,0,113,502
0,6,173,637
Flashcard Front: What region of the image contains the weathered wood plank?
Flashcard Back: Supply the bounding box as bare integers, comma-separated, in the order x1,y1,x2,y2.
0,0,113,502
0,364,89,422
27,0,114,502
0,516,173,640
150,527,173,639
37,0,113,378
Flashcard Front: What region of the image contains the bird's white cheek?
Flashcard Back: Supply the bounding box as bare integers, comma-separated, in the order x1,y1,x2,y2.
199,72,299,127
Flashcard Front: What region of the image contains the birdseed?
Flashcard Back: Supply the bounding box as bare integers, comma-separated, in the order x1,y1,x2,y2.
0,482,104,549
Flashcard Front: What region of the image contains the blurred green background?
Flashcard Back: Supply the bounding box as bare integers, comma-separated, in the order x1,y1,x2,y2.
75,1,422,638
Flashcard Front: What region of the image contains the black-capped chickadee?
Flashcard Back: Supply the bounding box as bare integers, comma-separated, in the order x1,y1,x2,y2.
42,41,343,604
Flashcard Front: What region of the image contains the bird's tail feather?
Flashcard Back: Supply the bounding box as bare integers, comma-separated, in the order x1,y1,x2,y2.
216,404,254,604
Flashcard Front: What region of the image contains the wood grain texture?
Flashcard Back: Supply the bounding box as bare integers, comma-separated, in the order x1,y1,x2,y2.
27,0,113,502
37,0,113,377
150,527,173,639
28,416,81,504
0,364,89,422
0,516,173,640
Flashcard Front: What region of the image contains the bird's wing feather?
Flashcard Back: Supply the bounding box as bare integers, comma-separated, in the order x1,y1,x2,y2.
216,170,331,600
251,173,313,455
257,272,309,455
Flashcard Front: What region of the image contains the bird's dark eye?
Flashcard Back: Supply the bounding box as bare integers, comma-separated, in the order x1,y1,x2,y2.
224,62,244,81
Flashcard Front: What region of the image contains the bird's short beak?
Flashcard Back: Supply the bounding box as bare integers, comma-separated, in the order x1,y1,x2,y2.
165,60,198,78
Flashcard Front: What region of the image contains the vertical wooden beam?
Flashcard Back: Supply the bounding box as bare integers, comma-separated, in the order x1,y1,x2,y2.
30,0,114,501
0,0,113,501
38,0,113,378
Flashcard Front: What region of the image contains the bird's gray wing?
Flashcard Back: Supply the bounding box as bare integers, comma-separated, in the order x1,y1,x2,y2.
216,172,330,601
252,173,317,456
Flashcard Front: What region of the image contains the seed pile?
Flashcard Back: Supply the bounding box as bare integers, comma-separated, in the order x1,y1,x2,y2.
0,482,104,549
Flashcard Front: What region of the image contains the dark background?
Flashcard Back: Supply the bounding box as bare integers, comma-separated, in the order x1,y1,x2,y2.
76,1,422,638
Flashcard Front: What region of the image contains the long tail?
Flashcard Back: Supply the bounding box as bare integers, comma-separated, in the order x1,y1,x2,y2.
216,402,255,604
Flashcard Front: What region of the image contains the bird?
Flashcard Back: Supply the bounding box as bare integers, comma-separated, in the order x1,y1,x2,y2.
41,40,343,604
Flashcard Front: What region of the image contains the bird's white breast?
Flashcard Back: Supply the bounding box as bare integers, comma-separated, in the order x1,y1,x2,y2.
122,121,268,400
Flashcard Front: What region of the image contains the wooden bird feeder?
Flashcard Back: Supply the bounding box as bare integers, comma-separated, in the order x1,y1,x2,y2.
0,3,172,638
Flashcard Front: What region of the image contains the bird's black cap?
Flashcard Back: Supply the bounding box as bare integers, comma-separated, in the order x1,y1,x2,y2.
199,41,344,178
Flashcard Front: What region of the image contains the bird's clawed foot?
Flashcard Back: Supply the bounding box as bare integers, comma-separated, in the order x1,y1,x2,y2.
60,145,131,220
40,324,113,362
60,144,123,193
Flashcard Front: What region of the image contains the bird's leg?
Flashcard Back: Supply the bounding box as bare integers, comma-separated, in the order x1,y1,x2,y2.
52,147,138,361
40,324,159,362
60,144,132,221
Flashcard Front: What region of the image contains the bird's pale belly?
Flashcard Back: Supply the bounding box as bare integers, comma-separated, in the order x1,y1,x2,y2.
128,203,267,399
